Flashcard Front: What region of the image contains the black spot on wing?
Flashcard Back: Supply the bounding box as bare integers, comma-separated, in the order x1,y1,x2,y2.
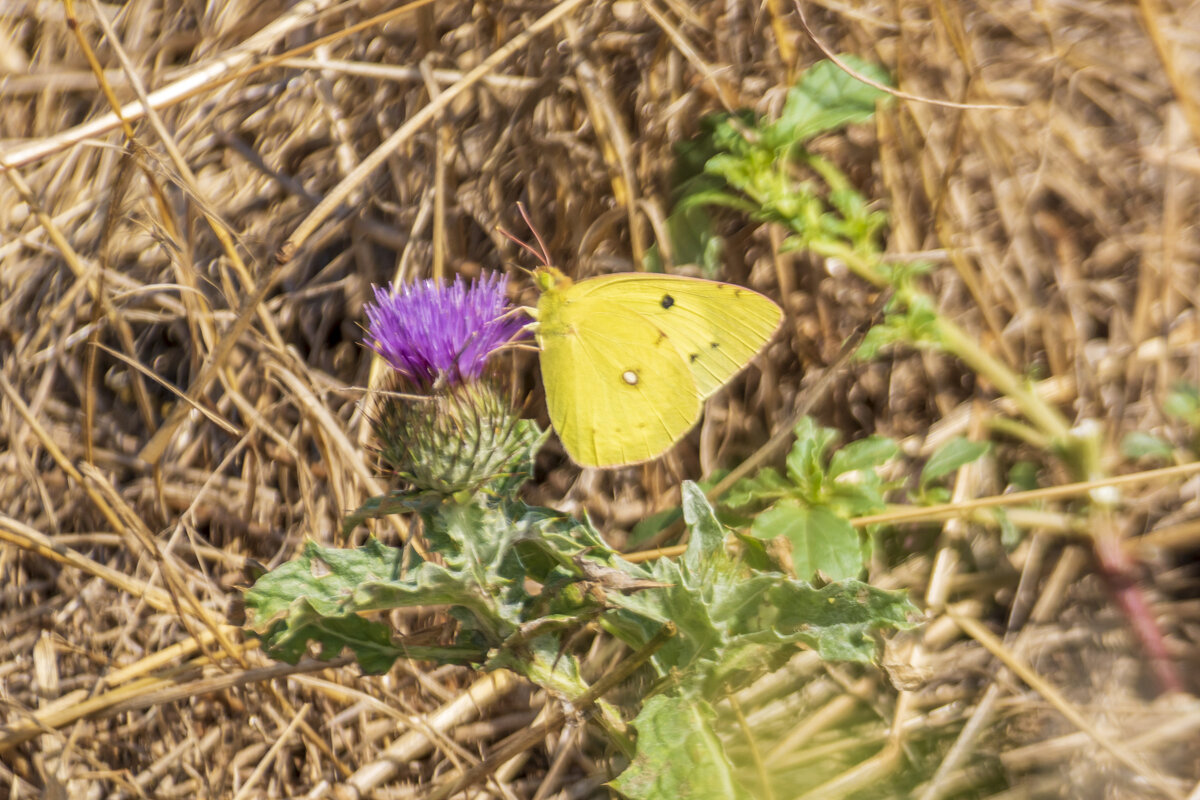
661,294,675,309
689,353,699,363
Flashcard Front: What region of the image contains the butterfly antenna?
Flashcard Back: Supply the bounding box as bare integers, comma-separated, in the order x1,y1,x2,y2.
516,202,553,267
497,225,549,268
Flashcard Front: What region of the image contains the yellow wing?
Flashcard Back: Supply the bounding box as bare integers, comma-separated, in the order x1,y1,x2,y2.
536,269,782,468
537,299,700,466
559,273,783,397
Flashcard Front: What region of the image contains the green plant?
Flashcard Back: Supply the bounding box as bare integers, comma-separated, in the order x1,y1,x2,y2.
243,268,918,799
666,54,1181,694
724,417,895,581
723,418,991,581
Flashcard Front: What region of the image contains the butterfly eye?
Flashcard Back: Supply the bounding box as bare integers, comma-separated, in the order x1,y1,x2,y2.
660,294,675,309
621,370,639,386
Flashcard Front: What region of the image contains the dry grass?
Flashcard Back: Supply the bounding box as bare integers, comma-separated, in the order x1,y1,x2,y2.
2,0,1199,797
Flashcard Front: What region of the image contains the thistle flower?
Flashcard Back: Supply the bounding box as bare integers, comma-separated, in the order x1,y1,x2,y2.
364,273,525,387
364,272,539,495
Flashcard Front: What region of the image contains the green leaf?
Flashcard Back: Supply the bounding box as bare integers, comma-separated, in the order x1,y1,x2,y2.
247,490,638,676
722,467,791,509
750,503,863,581
682,482,726,578
799,57,891,110
857,296,941,356
611,695,750,800
920,437,991,489
877,259,935,288
643,206,724,277
854,297,942,359
765,57,891,148
252,597,479,673
675,187,761,216
828,435,898,477
489,634,594,702
854,322,899,361
603,486,766,688
605,486,918,698
827,469,890,517
729,529,775,573
352,560,511,636
244,539,404,624
1165,383,1200,421
243,540,484,672
629,474,726,547
757,579,920,661
1120,431,1174,461
785,417,840,498
342,491,437,538
671,110,759,189
1007,460,1040,493
429,500,514,573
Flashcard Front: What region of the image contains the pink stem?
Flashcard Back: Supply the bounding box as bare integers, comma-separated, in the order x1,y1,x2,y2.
1093,534,1183,694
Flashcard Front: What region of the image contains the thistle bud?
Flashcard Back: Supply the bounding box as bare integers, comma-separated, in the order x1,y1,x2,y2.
363,273,535,494
371,378,536,494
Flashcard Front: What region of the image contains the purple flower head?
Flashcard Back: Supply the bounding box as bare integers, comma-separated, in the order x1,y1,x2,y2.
364,272,526,387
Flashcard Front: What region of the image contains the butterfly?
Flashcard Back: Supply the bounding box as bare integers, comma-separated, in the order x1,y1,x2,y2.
532,265,783,467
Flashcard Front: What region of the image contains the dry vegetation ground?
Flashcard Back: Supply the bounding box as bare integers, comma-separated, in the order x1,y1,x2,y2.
2,0,1200,797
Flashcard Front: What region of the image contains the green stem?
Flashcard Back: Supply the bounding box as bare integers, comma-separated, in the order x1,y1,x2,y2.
932,316,1073,444
809,239,887,288
810,238,1074,447
985,416,1053,451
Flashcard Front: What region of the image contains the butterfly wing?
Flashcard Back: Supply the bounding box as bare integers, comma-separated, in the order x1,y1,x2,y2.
563,273,783,398
537,292,700,466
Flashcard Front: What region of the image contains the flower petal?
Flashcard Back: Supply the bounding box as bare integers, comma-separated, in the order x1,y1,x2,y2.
364,273,525,386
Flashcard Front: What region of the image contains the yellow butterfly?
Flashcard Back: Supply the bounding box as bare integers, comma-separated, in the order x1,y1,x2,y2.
532,265,783,467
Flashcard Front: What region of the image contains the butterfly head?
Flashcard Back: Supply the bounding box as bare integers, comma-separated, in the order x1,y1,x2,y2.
534,266,572,293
